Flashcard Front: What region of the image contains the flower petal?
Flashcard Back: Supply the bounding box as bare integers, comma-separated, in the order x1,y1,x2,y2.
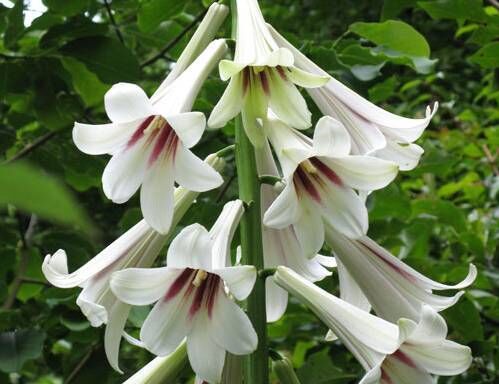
174,145,224,192
110,267,178,305
313,116,351,158
213,266,256,300
140,158,176,234
167,112,206,149
219,59,246,81
265,278,288,322
326,156,398,191
104,83,154,123
73,120,140,155
208,74,244,129
336,257,372,312
187,313,226,383
286,66,329,88
375,141,424,171
294,201,325,259
210,288,258,355
263,181,301,229
104,301,131,373
167,224,213,270
102,140,150,204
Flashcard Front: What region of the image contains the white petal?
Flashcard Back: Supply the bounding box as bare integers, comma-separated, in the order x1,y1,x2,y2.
187,314,226,383
208,74,244,129
313,116,351,158
375,141,424,171
219,59,246,81
359,365,382,384
213,266,256,300
167,224,213,270
293,202,325,259
315,254,337,268
104,83,154,123
404,306,447,344
110,267,178,305
321,185,368,239
102,140,150,204
336,257,372,312
403,340,472,376
209,200,244,269
263,181,301,229
140,158,176,234
382,355,433,384
326,156,398,191
286,66,330,88
167,112,206,148
104,301,131,373
210,289,258,355
72,120,140,155
174,145,224,192
268,69,311,130
265,278,288,322
259,47,294,67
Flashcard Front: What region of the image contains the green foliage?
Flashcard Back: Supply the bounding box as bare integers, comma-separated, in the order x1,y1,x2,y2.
0,0,497,383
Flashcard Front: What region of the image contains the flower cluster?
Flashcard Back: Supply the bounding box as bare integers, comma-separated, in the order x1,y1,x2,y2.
42,1,476,383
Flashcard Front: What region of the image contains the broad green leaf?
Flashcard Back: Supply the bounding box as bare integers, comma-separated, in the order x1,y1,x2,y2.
60,36,141,83
381,0,417,20
469,42,499,69
0,162,92,233
138,0,189,33
42,0,88,16
444,298,484,342
297,349,357,384
418,0,487,22
0,329,46,373
349,20,430,58
40,17,108,48
3,0,24,49
411,199,467,233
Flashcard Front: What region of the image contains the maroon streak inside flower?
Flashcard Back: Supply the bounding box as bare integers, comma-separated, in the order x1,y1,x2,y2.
206,276,220,318
392,350,418,368
148,121,178,166
189,275,209,317
189,273,221,318
260,70,270,95
242,68,250,94
310,157,343,186
295,166,321,202
127,115,155,148
165,268,194,301
380,369,394,384
276,66,288,81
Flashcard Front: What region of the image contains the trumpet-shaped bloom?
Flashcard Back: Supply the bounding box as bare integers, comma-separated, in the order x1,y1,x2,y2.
42,154,225,372
273,266,400,370
361,306,472,384
263,115,398,244
207,0,328,146
256,142,334,322
326,227,477,322
73,40,228,233
111,200,257,383
268,25,438,170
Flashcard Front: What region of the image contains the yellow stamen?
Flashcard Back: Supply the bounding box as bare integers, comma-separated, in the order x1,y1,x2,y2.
302,159,318,174
192,269,208,287
143,115,164,135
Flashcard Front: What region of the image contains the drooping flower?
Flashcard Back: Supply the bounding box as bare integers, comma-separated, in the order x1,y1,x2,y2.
268,25,438,171
73,40,228,233
361,306,472,384
326,226,477,322
207,0,329,146
255,142,334,322
273,267,472,383
41,154,225,372
273,266,400,371
263,114,398,249
110,200,258,383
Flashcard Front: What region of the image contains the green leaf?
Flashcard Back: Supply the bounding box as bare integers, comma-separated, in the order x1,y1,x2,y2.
0,329,46,373
381,0,417,20
411,199,467,233
42,0,89,16
349,20,430,58
418,0,487,22
60,36,141,83
297,349,356,384
3,0,24,49
0,162,92,233
138,0,189,33
469,42,499,69
444,298,484,342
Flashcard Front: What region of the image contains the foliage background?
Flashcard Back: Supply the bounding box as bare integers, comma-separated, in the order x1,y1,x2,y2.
0,0,497,383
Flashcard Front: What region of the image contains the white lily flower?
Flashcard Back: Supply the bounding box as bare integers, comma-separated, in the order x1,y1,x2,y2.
326,227,477,322
110,200,258,384
268,25,438,170
207,0,329,146
361,306,472,384
73,40,228,233
273,266,401,371
256,142,334,322
263,114,398,244
42,154,225,373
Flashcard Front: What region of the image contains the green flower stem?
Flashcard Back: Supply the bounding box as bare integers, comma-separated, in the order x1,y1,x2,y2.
235,116,269,384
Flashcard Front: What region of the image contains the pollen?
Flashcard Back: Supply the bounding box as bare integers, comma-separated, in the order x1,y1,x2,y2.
301,159,318,174
192,269,208,287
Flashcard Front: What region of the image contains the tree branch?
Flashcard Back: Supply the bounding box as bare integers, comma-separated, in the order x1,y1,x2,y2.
2,214,38,310
103,0,125,44
140,9,208,68
3,130,59,165
66,344,98,383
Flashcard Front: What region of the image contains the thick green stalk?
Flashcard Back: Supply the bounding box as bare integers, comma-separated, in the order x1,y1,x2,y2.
235,116,269,384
